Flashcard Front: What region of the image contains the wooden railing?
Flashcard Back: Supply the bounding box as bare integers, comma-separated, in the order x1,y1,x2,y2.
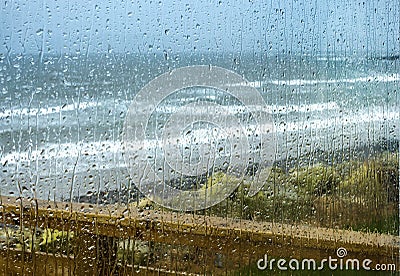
0,196,399,275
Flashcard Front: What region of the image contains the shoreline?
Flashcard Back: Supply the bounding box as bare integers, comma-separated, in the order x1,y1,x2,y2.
71,139,399,206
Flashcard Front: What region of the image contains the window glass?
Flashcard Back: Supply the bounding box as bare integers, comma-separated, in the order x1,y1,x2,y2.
0,0,398,274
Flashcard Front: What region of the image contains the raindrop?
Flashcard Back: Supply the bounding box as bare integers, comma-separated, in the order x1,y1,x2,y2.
36,28,44,35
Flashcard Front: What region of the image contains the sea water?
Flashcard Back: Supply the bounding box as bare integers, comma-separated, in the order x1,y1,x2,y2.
0,53,398,203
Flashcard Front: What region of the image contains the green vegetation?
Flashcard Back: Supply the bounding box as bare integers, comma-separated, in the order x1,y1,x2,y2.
289,164,341,197
202,151,399,234
122,151,398,234
39,228,74,254
117,239,151,265
0,152,396,274
0,226,74,254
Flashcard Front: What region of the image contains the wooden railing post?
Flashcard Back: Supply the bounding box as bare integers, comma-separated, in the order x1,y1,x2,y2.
96,235,118,275
74,232,118,276
73,232,97,275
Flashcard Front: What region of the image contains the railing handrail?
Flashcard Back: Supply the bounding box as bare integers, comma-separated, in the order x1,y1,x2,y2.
1,195,398,257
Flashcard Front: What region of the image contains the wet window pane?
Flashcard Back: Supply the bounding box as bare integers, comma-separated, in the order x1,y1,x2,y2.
0,0,399,274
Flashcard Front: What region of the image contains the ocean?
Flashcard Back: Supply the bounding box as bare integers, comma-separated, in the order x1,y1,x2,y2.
0,53,398,204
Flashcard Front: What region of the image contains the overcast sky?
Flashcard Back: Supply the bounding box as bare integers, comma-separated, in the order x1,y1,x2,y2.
1,0,399,56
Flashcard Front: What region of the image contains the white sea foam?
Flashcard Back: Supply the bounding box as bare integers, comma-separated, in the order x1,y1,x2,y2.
2,106,397,167
1,140,123,165
0,101,101,119
155,101,339,115
0,127,238,166
266,102,339,114
275,109,399,133
0,99,338,124
230,73,400,88
315,56,350,61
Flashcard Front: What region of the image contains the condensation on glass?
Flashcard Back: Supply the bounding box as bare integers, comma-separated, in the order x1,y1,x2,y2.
0,0,398,274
